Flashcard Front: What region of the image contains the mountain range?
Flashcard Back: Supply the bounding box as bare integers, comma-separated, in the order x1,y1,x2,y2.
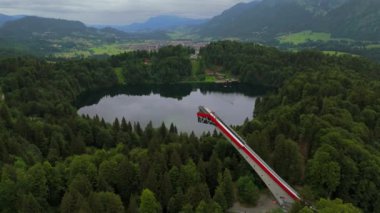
0,0,379,56
95,15,208,32
197,0,380,41
1,0,380,43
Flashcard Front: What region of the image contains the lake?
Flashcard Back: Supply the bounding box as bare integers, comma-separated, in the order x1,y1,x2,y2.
77,83,268,135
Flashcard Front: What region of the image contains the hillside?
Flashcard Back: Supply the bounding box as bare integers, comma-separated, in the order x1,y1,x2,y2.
0,16,133,55
198,0,316,40
323,0,380,40
0,14,23,26
0,16,170,56
0,16,96,38
198,0,380,41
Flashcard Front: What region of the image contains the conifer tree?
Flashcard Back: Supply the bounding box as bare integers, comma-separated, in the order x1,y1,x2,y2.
139,189,162,213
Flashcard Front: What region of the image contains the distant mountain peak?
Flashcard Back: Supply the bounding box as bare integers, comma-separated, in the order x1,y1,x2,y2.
97,15,209,33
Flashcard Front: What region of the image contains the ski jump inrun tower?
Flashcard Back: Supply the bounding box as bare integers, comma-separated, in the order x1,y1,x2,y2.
196,106,301,209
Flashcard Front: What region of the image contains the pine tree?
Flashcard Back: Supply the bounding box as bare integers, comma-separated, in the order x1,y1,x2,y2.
169,150,182,168
27,163,48,205
167,189,186,213
127,121,133,133
213,185,227,211
158,172,173,210
195,201,208,213
168,166,180,190
116,159,139,202
179,160,201,189
222,169,234,207
197,157,206,182
273,137,303,184
139,189,161,213
0,103,12,128
159,122,167,139
185,183,211,208
121,117,128,132
43,162,64,206
60,189,85,213
195,200,222,213
19,193,42,213
101,118,107,127
113,118,120,132
169,123,178,134
47,139,60,163
97,160,118,191
144,167,158,194
145,121,154,140
206,151,221,194
134,122,143,136
127,194,138,213
69,174,92,197
89,192,125,213
180,203,193,213
236,176,259,205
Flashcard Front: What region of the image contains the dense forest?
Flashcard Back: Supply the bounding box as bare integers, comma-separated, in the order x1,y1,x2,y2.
274,40,380,63
0,41,379,212
110,45,194,84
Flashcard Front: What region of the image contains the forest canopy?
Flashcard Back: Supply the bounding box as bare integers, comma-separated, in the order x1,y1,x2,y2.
0,41,379,212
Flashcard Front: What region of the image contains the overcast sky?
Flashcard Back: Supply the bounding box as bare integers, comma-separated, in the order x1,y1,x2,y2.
0,0,252,25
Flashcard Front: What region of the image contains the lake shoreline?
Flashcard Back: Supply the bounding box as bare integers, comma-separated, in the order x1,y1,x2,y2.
77,83,265,135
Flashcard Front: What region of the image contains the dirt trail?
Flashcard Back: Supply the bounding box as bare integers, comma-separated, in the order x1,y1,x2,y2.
228,192,280,213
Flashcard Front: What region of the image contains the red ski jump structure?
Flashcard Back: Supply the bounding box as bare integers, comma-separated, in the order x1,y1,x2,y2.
197,106,301,209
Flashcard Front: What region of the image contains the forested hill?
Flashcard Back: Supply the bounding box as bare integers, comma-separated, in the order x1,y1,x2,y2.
0,16,127,40
0,16,130,55
0,16,169,56
198,0,380,41
0,42,379,212
0,14,23,26
200,41,380,86
0,16,95,37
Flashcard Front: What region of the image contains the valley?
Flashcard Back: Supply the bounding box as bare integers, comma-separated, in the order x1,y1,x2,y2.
2,0,380,61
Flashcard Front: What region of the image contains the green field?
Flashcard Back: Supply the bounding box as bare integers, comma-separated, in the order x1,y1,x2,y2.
167,29,200,40
322,51,357,57
366,44,380,49
205,76,216,82
54,43,131,58
91,44,128,55
277,31,332,45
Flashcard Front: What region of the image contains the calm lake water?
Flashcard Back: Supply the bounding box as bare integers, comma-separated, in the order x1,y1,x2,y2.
77,84,268,135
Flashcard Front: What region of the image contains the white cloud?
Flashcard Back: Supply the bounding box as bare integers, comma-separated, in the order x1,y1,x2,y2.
0,0,252,24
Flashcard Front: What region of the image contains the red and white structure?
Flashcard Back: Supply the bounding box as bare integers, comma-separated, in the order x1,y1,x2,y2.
197,106,301,209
